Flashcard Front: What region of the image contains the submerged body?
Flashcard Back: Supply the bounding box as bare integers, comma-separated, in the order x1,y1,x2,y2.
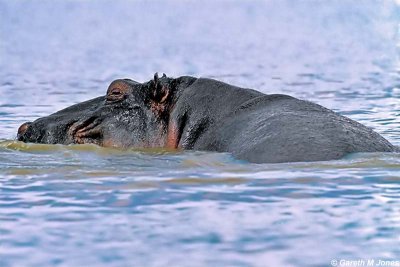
17,74,397,163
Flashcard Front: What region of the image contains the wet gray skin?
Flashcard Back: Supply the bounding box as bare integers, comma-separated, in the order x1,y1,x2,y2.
17,75,190,148
17,74,398,163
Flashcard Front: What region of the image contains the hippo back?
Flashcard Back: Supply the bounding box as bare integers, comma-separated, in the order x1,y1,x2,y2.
192,94,395,163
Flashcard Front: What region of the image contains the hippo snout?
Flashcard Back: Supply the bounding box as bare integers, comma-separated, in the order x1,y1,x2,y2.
17,122,31,140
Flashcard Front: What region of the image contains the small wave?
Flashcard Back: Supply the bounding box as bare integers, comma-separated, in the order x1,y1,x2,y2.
0,140,178,155
0,140,104,153
1,140,399,171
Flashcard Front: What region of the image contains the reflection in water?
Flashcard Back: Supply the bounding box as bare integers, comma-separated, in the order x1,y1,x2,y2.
1,0,400,266
1,139,400,266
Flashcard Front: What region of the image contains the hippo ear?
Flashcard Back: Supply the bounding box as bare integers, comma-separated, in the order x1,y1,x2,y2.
151,72,170,104
148,73,172,118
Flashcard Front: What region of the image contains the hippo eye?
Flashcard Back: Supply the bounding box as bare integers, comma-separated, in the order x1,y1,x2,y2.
106,88,125,101
111,88,122,96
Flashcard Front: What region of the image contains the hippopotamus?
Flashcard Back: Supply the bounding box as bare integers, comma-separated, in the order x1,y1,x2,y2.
17,74,397,163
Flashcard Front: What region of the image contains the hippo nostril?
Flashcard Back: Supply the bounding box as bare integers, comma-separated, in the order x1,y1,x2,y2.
17,122,31,137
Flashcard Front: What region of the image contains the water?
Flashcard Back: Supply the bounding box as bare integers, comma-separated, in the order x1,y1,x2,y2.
1,1,400,266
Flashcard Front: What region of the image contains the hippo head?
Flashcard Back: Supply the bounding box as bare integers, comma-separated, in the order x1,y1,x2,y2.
17,74,194,148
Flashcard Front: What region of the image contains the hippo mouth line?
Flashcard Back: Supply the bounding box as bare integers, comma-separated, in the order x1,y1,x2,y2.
68,117,103,145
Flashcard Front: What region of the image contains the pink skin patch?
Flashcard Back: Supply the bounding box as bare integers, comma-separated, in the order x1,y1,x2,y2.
166,120,180,149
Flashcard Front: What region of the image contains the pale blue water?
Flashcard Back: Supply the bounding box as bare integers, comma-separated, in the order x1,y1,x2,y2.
1,1,400,266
